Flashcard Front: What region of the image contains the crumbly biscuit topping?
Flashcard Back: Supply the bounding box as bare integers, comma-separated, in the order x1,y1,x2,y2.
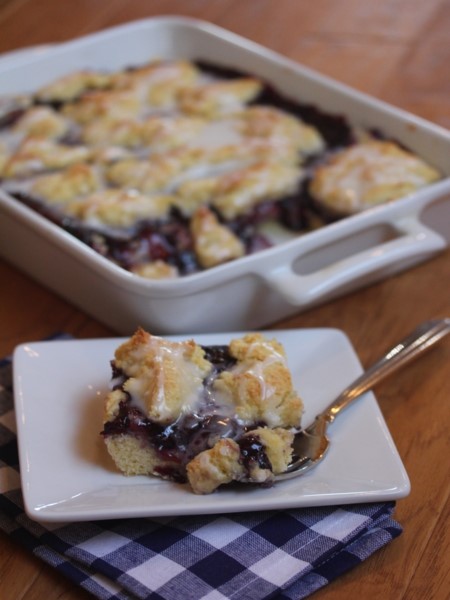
186,438,244,494
111,60,200,108
190,206,245,268
62,89,142,124
198,162,302,219
178,77,263,117
236,106,325,156
0,58,441,278
213,333,303,427
105,146,205,192
111,328,212,423
2,137,91,178
35,70,112,103
309,140,441,213
31,163,100,203
65,189,175,227
13,106,70,139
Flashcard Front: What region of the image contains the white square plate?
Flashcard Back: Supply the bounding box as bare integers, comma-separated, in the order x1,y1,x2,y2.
13,329,410,522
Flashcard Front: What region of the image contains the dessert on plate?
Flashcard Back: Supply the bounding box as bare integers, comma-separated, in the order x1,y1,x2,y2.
101,328,303,493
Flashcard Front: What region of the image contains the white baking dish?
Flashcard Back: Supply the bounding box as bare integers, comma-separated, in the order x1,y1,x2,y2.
1,16,450,334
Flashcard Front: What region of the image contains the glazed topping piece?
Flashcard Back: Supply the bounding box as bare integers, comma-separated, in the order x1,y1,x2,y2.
81,117,145,148
108,328,212,423
62,89,142,124
30,163,101,203
110,59,200,107
253,427,295,473
178,77,263,117
190,206,245,268
186,438,245,494
2,137,91,179
309,140,441,214
12,106,70,139
235,106,325,156
82,114,206,150
213,333,303,427
105,146,205,192
64,188,175,227
178,161,303,219
35,70,112,103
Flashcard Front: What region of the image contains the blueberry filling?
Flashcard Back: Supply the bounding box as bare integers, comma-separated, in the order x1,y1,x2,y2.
238,434,273,481
101,344,272,483
0,107,26,129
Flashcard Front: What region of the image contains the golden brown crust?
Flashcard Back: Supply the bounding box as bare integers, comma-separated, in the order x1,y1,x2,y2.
2,137,91,179
228,332,286,362
65,189,174,227
62,89,141,124
104,388,127,423
249,427,294,474
31,163,100,203
13,106,70,139
213,333,303,428
211,160,302,219
190,206,245,268
81,117,144,148
82,114,206,151
186,438,244,494
35,70,112,103
104,434,172,477
105,146,204,192
309,140,441,213
236,106,324,156
178,78,263,117
111,59,200,108
110,328,212,423
177,161,302,220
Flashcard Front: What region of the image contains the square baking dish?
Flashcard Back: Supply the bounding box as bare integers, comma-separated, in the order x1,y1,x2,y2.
1,16,450,335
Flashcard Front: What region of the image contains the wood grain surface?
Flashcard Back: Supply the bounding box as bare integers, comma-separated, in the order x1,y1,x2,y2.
1,1,449,599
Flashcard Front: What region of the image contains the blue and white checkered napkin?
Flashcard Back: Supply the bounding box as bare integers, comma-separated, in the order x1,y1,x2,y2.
0,349,402,600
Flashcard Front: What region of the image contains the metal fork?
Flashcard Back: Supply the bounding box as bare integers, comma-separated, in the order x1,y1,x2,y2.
275,318,450,481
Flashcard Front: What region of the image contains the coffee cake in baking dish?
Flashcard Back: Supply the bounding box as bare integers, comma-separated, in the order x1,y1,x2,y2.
0,58,441,279
101,328,303,494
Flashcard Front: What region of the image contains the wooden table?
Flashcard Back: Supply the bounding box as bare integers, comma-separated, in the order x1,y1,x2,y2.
1,1,449,598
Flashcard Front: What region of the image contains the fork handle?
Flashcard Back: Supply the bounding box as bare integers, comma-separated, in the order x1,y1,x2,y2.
320,318,450,424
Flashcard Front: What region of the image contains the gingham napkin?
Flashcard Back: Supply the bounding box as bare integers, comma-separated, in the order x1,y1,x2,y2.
0,345,402,600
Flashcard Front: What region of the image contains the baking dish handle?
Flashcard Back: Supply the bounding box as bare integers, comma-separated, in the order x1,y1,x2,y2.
263,216,447,306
